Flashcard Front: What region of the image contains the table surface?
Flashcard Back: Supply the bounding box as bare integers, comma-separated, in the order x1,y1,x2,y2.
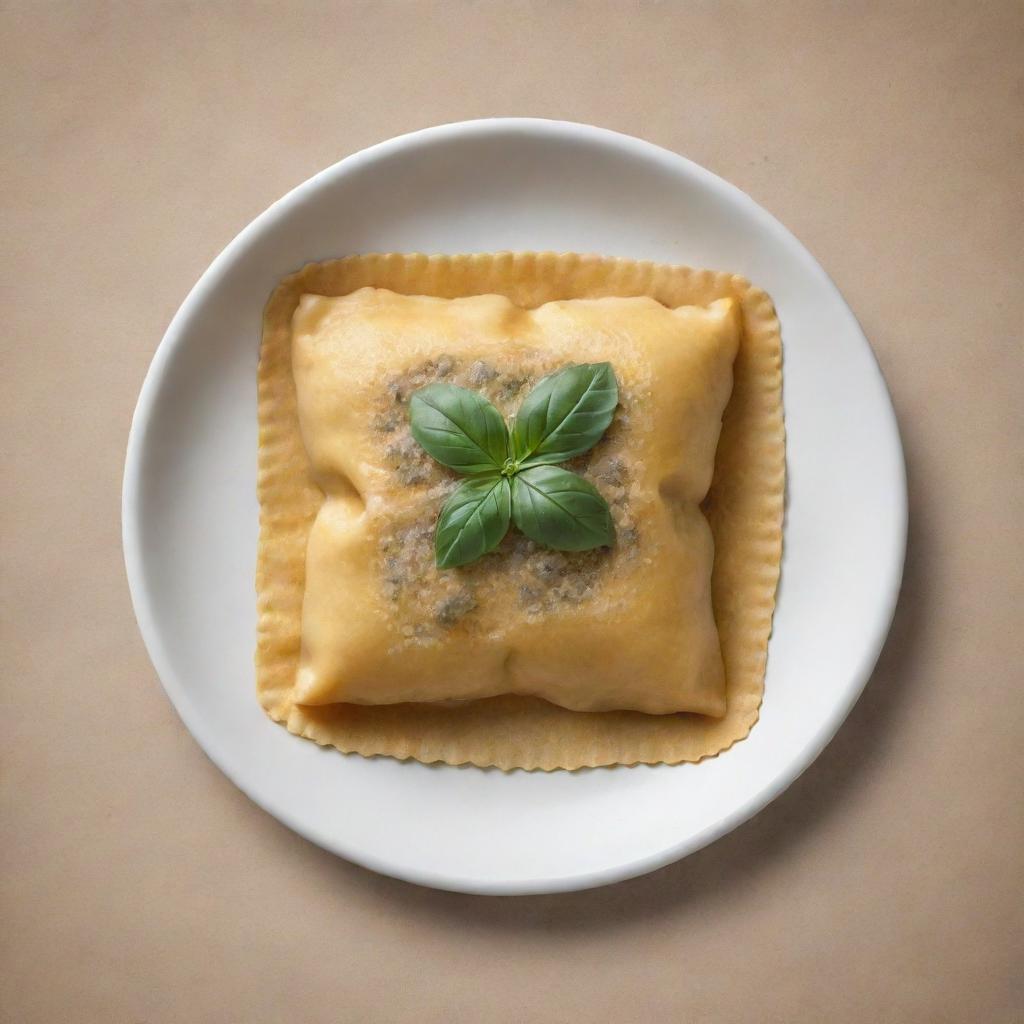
3,3,1021,1021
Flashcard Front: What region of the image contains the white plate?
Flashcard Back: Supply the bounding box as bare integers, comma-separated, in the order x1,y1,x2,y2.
123,119,906,894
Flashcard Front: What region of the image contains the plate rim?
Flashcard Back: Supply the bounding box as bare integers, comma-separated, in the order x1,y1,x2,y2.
122,117,908,894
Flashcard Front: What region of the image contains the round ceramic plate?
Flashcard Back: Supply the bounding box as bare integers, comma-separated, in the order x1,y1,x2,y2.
123,119,906,894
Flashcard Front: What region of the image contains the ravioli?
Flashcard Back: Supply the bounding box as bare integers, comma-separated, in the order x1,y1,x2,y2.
257,253,784,770
292,288,738,715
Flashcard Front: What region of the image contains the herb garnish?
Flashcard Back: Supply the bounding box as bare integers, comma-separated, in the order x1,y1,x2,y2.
409,363,619,568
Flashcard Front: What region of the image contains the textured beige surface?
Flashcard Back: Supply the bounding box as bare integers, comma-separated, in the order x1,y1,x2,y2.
2,2,1021,1021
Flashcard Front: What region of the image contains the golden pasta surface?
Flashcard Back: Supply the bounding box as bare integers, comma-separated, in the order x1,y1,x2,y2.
257,253,784,770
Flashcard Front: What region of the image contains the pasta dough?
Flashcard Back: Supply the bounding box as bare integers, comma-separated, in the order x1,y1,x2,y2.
291,289,739,715
257,253,784,769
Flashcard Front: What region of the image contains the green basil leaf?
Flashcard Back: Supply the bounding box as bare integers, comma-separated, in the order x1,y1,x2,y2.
510,362,618,466
435,475,512,569
511,466,615,552
409,383,509,475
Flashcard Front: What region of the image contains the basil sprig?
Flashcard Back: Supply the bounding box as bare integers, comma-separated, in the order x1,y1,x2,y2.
408,363,618,568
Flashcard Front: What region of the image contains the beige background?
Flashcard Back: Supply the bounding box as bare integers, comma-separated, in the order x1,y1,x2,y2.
2,2,1022,1021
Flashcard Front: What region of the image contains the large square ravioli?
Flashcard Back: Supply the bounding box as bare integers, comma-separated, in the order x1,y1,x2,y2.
257,253,784,770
